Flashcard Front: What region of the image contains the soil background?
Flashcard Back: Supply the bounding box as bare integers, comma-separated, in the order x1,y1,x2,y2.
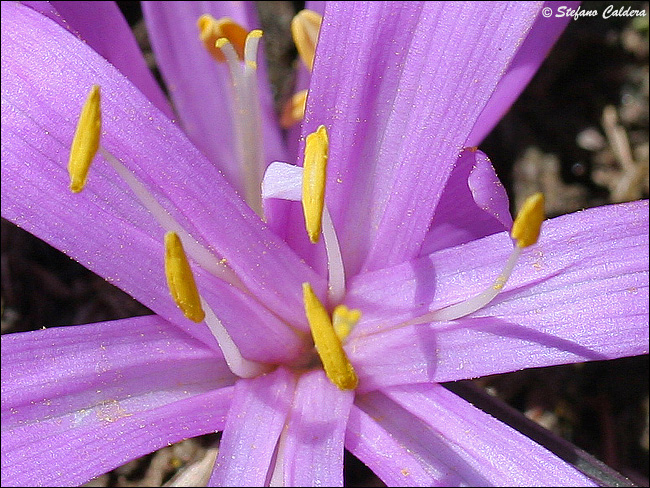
1,1,648,486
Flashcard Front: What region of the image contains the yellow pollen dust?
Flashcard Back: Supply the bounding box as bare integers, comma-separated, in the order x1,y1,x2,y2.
280,89,308,129
332,304,361,341
302,125,329,243
511,193,546,248
198,15,248,62
68,85,101,193
164,232,205,323
302,283,358,390
291,9,323,71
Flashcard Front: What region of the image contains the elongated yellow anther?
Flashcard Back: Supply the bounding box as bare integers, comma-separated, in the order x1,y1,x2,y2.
198,14,248,62
291,9,322,71
165,232,205,323
280,89,308,129
68,85,101,193
302,125,329,243
511,193,545,248
302,283,358,390
332,305,361,341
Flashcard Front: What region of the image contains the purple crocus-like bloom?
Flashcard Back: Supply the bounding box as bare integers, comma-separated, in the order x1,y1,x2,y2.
1,1,648,487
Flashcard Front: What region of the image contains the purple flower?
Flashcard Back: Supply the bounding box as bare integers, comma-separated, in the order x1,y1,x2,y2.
1,1,648,487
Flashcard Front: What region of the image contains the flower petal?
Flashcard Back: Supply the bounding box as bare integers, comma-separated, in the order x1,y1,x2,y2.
1,315,235,487
346,404,442,486
280,370,353,487
1,2,326,334
198,275,309,364
141,1,287,191
346,201,649,389
420,149,513,254
291,2,542,275
466,1,579,145
371,383,596,486
209,367,295,486
22,0,174,119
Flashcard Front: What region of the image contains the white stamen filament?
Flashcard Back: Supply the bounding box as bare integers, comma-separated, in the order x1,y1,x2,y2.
200,298,271,378
98,146,243,290
404,246,522,325
322,206,345,305
261,161,346,305
218,35,265,217
98,147,269,378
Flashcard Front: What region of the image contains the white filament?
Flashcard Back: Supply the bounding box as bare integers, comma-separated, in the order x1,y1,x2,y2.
98,146,267,378
201,297,271,378
404,246,522,325
98,146,243,289
262,161,346,305
322,206,345,305
219,37,265,216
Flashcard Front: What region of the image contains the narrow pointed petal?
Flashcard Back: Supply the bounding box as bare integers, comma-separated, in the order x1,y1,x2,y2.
358,384,596,486
1,316,235,487
420,149,513,254
467,2,580,145
281,370,353,487
141,1,287,190
22,1,173,119
295,2,542,275
209,367,295,486
1,2,326,334
346,201,648,389
346,404,441,486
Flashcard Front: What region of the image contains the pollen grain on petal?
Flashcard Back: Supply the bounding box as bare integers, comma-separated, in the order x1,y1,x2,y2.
511,192,545,248
198,14,248,62
302,125,329,243
302,283,358,390
68,85,101,193
165,232,205,323
291,9,322,71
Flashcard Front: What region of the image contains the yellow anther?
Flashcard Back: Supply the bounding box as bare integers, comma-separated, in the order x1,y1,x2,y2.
215,37,229,49
198,14,248,62
302,283,358,390
332,305,361,341
302,125,328,243
511,193,545,248
68,85,101,193
164,232,205,323
280,89,308,129
291,9,322,71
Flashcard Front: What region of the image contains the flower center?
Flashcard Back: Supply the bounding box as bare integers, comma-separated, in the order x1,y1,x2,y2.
67,85,358,389
67,78,545,393
197,15,265,216
299,126,360,390
263,124,360,390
